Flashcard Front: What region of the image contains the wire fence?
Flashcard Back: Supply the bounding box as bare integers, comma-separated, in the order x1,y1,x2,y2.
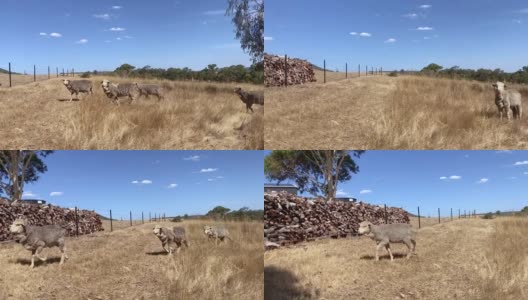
1,62,77,88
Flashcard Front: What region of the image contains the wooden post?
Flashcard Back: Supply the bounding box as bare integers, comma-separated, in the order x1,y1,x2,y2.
34,65,36,82
458,209,460,219
417,206,421,229
8,63,12,88
56,67,58,78
384,204,388,224
142,211,144,224
371,66,373,75
284,55,288,87
438,208,440,224
110,210,113,232
149,212,151,222
75,207,79,237
324,59,326,84
72,68,75,77
464,209,466,218
366,65,368,76
345,63,348,79
62,68,64,77
130,211,132,226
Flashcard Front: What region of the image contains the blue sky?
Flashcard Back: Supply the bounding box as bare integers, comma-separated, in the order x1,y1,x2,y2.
17,151,263,219
0,0,251,73
264,151,528,217
265,0,528,72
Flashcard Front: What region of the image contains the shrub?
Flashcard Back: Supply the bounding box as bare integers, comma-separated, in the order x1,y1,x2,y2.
81,72,91,78
388,71,398,77
171,216,182,222
482,213,494,219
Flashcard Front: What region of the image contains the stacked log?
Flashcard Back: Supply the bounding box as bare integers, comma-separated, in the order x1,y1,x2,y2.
0,201,104,241
264,192,410,247
264,53,316,87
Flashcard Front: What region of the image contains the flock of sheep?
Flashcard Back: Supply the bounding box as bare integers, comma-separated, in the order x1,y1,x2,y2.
62,79,264,112
8,218,232,268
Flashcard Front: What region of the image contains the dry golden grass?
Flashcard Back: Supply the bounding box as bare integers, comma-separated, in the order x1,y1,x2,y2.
0,220,263,300
0,75,263,150
265,217,527,300
265,74,528,149
0,73,50,87
313,70,360,83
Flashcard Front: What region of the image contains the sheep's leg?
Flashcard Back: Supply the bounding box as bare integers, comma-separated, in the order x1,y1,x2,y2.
403,239,414,259
375,241,386,261
35,246,47,262
385,243,394,262
162,242,170,253
507,106,512,120
519,105,523,119
30,249,36,268
70,92,74,102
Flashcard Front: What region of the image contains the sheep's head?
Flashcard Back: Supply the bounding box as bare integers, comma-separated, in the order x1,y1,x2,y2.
62,79,71,86
203,225,213,236
153,225,162,236
9,218,28,235
493,82,506,99
100,80,110,88
358,221,372,235
234,87,242,95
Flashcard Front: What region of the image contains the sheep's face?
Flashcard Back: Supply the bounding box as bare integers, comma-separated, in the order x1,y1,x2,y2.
9,219,27,235
153,225,162,236
62,79,71,86
358,221,372,235
234,87,242,95
203,226,213,236
493,82,506,98
100,80,110,88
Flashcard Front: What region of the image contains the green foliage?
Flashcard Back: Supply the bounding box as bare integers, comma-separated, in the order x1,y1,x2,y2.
264,150,364,200
206,206,231,219
421,63,443,73
521,206,528,213
226,0,264,64
205,206,262,221
80,72,91,78
112,63,263,84
388,71,398,77
482,213,494,219
496,210,501,215
419,63,528,84
171,216,182,222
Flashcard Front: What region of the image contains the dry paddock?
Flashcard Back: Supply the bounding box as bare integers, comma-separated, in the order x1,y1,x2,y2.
265,72,528,149
0,75,263,150
0,220,263,300
265,217,528,300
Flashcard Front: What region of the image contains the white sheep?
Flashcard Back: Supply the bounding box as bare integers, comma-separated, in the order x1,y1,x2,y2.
492,82,522,120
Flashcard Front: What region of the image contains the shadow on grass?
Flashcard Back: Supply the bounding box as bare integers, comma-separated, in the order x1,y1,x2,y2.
265,266,319,300
145,251,169,256
57,98,80,102
15,256,63,266
359,253,408,260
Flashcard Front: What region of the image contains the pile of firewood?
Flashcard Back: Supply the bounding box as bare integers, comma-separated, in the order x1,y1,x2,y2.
0,201,104,241
264,53,316,87
264,192,410,247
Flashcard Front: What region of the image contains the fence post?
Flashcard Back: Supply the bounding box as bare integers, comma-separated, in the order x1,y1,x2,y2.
451,208,453,221
284,55,288,87
366,65,368,76
142,211,144,224
438,208,440,224
75,206,79,237
8,63,12,88
323,59,326,84
345,63,348,79
464,209,466,218
149,212,151,222
417,206,421,229
381,67,383,75
33,65,36,82
384,204,388,224
458,209,460,219
110,209,113,232
129,211,132,226
72,68,75,77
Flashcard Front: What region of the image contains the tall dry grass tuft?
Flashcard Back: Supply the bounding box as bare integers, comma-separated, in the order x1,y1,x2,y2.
479,217,528,299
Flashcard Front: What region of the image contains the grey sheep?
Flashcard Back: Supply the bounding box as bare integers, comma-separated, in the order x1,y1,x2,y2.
135,83,164,101
234,87,264,113
101,79,137,105
204,225,232,246
63,79,93,101
9,218,68,268
153,225,189,254
358,221,416,262
493,81,522,120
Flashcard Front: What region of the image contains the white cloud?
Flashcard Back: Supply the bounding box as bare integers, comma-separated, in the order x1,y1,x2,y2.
50,32,62,37
75,39,88,44
183,155,200,161
385,38,397,43
131,180,139,184
50,192,64,196
93,14,111,20
449,175,462,180
359,189,372,194
22,191,38,198
402,13,418,19
264,36,274,41
359,32,372,37
349,32,358,35
514,161,528,166
524,172,528,175
420,4,432,9
200,168,218,173
141,180,152,184
417,26,433,31
336,189,349,196
168,183,178,188
109,27,126,32
112,6,123,9
477,178,489,184
203,9,224,16
440,176,447,180
39,32,47,36
116,37,122,41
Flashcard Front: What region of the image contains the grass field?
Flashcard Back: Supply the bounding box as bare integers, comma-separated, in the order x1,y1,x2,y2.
265,71,528,149
0,220,263,300
0,75,263,150
264,217,528,300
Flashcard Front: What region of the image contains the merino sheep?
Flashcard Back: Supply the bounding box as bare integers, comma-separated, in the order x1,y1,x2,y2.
63,79,93,101
204,225,232,246
9,218,68,268
493,82,522,120
153,225,189,254
100,79,137,105
234,87,264,113
135,83,164,101
358,221,416,262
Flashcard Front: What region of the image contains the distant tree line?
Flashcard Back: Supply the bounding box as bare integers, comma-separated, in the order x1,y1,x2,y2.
419,63,528,84
205,206,263,221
